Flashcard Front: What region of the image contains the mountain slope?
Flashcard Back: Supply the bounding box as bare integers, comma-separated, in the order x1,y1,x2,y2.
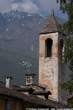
0,11,44,85
0,11,65,85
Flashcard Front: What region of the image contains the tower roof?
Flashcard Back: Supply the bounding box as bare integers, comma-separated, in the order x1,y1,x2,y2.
40,15,61,34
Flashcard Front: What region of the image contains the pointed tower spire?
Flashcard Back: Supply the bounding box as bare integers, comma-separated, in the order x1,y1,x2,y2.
40,15,61,34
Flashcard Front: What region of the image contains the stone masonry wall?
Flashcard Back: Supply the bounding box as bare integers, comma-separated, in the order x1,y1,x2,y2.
39,32,60,101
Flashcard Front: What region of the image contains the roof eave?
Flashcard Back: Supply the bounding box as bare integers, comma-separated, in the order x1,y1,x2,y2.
40,30,60,35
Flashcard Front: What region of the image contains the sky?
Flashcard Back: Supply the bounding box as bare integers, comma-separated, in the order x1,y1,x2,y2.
0,0,67,19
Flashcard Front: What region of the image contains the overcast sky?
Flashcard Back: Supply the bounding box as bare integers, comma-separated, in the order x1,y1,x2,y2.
0,0,67,18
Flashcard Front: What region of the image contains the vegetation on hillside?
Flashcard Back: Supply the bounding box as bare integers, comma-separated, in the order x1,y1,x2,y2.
60,0,73,106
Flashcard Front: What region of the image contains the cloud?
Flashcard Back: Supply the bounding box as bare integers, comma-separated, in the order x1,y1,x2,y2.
12,0,23,3
22,1,39,14
0,0,39,14
11,0,60,15
0,0,62,17
0,0,12,12
11,0,39,14
37,0,60,15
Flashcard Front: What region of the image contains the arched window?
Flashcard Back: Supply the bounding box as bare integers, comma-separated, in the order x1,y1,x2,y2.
45,38,53,57
60,39,63,49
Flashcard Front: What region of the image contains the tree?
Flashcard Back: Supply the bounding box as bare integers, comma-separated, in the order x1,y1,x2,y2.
60,0,73,76
61,0,73,32
60,0,73,106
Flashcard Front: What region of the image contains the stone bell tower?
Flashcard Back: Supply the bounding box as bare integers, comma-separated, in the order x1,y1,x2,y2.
39,15,63,102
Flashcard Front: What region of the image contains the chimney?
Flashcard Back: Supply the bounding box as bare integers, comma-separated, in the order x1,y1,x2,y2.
5,76,12,88
25,73,35,86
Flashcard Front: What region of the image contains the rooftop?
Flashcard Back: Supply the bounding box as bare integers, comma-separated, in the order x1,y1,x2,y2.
0,85,69,108
40,15,61,34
